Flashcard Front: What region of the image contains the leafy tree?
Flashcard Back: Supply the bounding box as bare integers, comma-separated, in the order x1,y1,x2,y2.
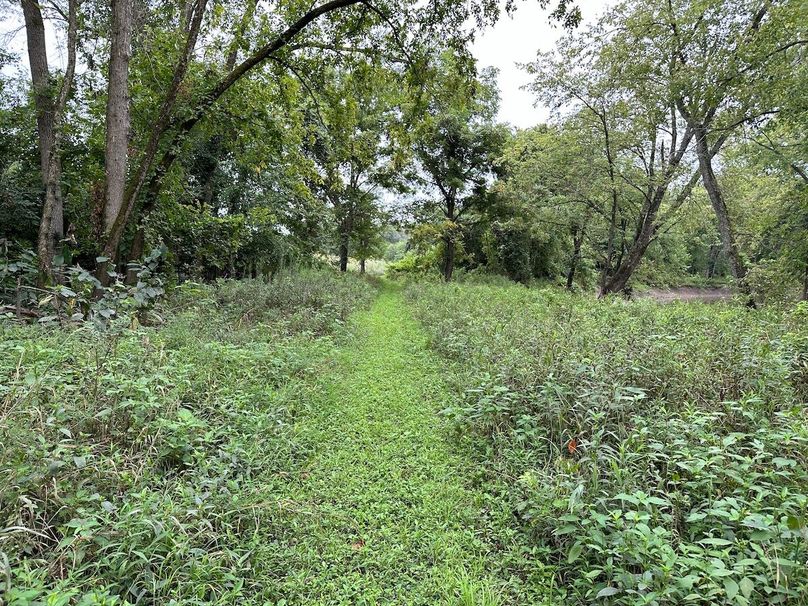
492,123,605,287
408,53,506,281
351,198,387,273
526,0,805,294
305,61,404,271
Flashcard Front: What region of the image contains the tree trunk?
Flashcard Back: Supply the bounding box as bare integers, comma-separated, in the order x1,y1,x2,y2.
566,225,583,290
601,208,657,295
339,239,349,272
442,236,456,282
803,263,808,302
360,258,366,274
695,125,746,280
706,244,719,279
21,0,65,280
102,0,133,275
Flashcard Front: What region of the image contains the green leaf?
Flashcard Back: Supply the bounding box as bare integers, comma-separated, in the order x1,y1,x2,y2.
596,586,621,598
786,516,803,530
739,577,754,599
699,537,733,546
724,578,739,600
568,541,584,563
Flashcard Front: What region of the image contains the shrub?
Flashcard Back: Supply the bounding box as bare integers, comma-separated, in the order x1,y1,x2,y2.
406,281,808,604
0,270,375,604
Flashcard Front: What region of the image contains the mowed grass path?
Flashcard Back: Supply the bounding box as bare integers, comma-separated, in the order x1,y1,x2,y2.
270,289,504,605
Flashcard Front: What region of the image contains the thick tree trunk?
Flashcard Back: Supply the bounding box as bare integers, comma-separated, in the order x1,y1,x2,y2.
97,0,134,286
695,125,746,280
102,0,133,250
360,258,366,274
339,239,349,272
21,0,65,279
602,209,657,295
442,236,456,282
21,1,51,172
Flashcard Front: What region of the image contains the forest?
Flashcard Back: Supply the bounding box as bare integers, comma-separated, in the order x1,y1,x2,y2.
0,0,806,604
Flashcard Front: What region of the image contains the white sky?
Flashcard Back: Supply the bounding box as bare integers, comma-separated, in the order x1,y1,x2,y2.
471,0,616,128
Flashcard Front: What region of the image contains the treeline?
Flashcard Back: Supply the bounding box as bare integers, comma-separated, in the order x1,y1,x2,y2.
0,0,575,286
0,0,806,299
395,0,807,297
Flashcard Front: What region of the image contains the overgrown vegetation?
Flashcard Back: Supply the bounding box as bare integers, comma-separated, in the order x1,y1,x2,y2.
0,270,375,604
1,0,807,603
406,280,808,604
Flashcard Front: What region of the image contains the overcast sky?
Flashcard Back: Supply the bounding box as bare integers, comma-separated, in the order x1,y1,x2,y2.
471,0,616,129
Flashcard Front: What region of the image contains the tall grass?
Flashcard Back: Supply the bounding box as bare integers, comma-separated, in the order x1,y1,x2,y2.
0,270,375,605
406,282,808,604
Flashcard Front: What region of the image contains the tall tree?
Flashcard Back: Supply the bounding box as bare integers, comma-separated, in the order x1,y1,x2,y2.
529,17,699,295
100,0,133,282
665,0,790,280
408,53,505,281
20,0,78,280
494,123,603,288
306,62,404,271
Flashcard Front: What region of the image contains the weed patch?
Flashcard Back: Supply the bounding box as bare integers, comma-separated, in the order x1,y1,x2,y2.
0,271,375,604
406,282,808,604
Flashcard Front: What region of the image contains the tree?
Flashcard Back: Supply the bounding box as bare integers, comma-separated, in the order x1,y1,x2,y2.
663,0,801,280
19,0,78,281
408,53,505,281
351,197,387,273
529,15,701,295
493,123,604,288
99,0,133,284
305,62,404,271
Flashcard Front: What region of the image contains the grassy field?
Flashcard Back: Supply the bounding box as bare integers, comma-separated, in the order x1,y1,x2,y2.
2,274,807,605
262,289,512,604
406,280,808,604
0,272,377,605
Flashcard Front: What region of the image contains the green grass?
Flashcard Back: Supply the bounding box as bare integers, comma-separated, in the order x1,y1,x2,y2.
263,287,510,604
405,281,808,605
1,277,525,605
0,272,379,605
6,274,805,605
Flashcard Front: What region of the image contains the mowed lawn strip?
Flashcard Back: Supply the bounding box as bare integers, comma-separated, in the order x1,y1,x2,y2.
268,288,504,605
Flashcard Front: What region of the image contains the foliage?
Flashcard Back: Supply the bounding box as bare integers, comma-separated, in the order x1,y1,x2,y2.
403,51,507,281
251,288,522,603
1,246,168,327
0,270,376,605
406,281,808,604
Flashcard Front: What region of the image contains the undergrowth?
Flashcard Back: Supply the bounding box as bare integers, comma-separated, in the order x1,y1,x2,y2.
405,282,808,605
0,270,375,605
